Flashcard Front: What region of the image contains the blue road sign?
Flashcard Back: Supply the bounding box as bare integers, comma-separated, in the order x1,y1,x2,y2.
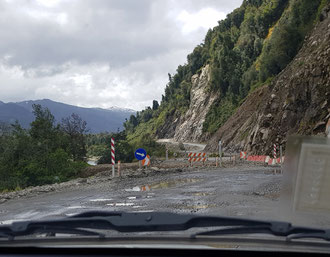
135,148,147,160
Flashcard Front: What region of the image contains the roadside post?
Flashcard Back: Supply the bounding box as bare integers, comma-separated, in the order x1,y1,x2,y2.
118,160,121,177
280,145,283,173
166,146,168,161
218,140,222,167
111,137,115,177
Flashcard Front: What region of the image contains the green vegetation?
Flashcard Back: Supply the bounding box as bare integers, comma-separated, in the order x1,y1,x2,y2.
0,105,88,191
124,0,327,137
96,131,135,164
203,93,238,134
86,128,166,165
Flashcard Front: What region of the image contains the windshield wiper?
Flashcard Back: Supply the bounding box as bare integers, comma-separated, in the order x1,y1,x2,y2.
0,224,104,240
0,211,328,242
191,224,330,242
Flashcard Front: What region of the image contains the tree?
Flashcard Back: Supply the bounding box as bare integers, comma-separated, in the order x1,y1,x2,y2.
152,100,159,110
30,104,56,141
61,113,88,161
29,104,61,161
0,122,11,136
129,115,138,127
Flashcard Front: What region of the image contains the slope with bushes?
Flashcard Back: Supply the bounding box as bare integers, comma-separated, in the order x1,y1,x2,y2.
124,0,328,145
205,3,330,154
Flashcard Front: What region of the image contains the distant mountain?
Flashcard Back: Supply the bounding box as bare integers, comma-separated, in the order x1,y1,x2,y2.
0,102,34,128
0,99,136,133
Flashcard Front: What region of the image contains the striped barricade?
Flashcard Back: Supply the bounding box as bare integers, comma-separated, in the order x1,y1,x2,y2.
188,152,207,163
266,156,285,165
240,151,247,159
142,154,150,166
241,152,285,166
247,155,254,161
268,158,275,165
247,155,275,164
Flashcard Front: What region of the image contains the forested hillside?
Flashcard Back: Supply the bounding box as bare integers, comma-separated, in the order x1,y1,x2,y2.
0,105,88,191
206,3,330,154
124,0,329,145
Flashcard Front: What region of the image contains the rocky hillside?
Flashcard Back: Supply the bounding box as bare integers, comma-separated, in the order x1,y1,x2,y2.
156,65,218,142
205,5,330,154
124,0,329,151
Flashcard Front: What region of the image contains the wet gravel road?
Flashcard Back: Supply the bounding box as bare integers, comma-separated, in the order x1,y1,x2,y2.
0,165,283,224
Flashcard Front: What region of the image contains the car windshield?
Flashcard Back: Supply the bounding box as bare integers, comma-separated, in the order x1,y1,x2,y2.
0,0,330,251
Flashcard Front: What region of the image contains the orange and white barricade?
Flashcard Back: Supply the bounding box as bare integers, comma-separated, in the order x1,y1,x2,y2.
188,152,207,164
142,154,150,166
240,152,247,159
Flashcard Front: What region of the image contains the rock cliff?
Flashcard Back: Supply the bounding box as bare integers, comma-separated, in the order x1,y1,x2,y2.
205,6,330,154
156,65,218,142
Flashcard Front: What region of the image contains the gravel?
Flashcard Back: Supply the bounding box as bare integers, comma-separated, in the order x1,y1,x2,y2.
0,160,282,205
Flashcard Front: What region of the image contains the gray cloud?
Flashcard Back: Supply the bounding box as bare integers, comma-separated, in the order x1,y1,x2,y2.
0,0,243,110
1,0,187,69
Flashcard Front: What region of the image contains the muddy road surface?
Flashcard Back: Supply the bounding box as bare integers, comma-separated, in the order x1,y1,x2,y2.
0,164,285,225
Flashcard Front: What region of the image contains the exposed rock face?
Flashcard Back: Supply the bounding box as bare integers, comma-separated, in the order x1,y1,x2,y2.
173,65,218,142
156,65,218,142
205,8,330,154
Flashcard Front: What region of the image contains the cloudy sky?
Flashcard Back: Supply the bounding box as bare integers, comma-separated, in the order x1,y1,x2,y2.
0,0,243,111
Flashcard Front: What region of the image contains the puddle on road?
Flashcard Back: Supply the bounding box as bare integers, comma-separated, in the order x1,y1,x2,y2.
132,210,154,213
125,186,150,192
126,195,152,200
184,204,216,210
185,192,213,197
89,198,113,202
107,202,135,207
125,178,202,192
67,206,84,209
150,178,202,189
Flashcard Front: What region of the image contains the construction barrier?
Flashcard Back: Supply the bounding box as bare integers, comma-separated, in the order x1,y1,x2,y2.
188,152,207,163
140,185,150,191
240,152,247,159
240,151,284,166
142,154,150,166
